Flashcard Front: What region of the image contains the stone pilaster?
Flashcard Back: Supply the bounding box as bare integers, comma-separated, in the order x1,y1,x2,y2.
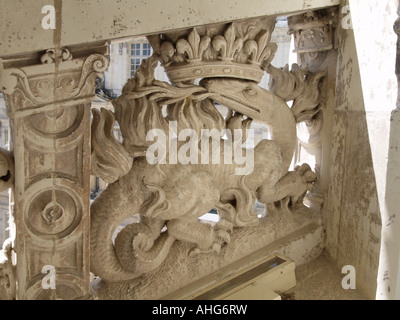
0,44,109,300
287,7,338,212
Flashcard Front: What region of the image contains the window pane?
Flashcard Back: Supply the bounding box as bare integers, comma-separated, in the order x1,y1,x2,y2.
143,43,151,56
131,43,141,56
130,58,142,77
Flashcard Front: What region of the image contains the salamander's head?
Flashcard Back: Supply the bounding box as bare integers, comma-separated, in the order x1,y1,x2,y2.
200,78,273,119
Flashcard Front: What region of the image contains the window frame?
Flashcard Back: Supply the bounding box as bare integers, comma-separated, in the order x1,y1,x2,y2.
130,42,153,77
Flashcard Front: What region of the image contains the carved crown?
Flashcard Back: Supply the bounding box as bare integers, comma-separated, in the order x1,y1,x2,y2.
148,17,277,83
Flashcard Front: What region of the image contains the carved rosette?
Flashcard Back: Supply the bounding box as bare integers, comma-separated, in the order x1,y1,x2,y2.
0,44,109,300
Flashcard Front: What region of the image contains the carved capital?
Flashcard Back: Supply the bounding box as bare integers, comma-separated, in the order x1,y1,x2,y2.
288,7,338,71
0,45,109,118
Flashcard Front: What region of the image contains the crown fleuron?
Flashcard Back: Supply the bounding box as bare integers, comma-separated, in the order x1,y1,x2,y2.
149,18,278,83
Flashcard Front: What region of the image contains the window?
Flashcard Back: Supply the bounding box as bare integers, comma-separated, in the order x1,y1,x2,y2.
130,41,152,77
131,43,141,56
142,43,151,56
131,58,141,76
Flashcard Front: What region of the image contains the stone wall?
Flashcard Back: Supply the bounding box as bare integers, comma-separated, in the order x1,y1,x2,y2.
323,0,399,299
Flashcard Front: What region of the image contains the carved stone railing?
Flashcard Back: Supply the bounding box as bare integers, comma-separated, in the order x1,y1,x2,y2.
89,16,328,299
0,9,337,300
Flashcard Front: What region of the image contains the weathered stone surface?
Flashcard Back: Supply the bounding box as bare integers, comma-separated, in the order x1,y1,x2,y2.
2,0,397,301
0,45,109,300
88,18,325,300
0,0,340,57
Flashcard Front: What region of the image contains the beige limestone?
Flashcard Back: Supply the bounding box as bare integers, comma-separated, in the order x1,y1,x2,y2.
0,6,332,300
322,0,399,299
91,208,323,300
0,44,109,299
0,0,340,57
1,0,397,301
88,18,325,299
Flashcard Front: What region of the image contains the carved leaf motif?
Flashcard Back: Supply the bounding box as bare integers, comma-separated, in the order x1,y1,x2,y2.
256,30,276,65
225,24,243,60
224,23,236,58
256,30,271,59
91,108,132,183
212,35,227,58
176,38,194,60
244,40,258,62
40,48,73,64
243,30,276,66
198,36,211,60
188,28,200,58
212,23,244,61
262,42,277,67
176,28,212,62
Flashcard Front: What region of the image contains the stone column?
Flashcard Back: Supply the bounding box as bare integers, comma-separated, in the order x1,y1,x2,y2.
287,7,338,212
0,44,109,300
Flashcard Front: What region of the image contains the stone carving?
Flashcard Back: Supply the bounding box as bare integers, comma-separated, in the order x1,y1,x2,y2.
40,48,73,64
288,8,337,71
0,240,16,300
0,148,14,192
149,17,277,84
1,50,109,113
286,8,335,210
90,18,324,286
91,108,132,184
267,63,326,122
0,45,109,300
